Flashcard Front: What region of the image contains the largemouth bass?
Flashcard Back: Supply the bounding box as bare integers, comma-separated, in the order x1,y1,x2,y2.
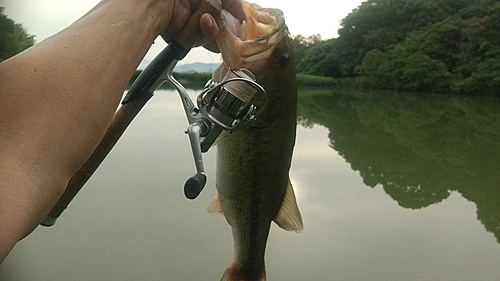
208,2,303,280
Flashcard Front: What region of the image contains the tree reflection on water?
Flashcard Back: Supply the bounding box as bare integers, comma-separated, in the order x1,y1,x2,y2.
297,87,500,243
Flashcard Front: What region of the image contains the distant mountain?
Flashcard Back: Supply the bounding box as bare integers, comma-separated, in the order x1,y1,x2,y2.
174,62,220,73
137,60,219,73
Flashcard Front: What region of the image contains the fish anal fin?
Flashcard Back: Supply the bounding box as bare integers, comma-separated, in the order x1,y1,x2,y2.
207,195,224,215
273,179,303,232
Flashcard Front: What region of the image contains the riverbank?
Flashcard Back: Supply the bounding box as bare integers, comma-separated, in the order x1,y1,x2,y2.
127,70,338,89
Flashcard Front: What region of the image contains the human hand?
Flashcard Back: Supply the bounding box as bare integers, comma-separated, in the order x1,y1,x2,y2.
161,0,245,53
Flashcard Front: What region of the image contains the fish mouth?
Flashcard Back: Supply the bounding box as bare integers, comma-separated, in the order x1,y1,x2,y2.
215,1,286,72
237,2,285,43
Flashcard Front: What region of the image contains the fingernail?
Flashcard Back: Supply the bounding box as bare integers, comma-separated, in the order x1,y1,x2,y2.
203,14,214,28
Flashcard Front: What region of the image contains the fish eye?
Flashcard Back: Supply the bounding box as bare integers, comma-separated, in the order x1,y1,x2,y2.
272,48,291,68
277,53,290,68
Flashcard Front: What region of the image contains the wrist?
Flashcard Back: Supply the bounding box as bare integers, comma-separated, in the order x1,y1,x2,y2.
142,0,176,37
91,0,174,39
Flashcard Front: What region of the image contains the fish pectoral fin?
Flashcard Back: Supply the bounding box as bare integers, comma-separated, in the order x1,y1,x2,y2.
273,179,304,232
207,195,224,215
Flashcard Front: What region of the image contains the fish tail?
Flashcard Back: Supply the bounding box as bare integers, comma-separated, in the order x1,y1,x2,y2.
220,265,266,281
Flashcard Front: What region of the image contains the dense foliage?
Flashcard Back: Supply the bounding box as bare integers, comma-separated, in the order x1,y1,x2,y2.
294,0,500,95
0,7,35,62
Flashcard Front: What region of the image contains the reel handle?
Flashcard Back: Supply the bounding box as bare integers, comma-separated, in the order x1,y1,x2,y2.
184,173,207,199
184,121,210,199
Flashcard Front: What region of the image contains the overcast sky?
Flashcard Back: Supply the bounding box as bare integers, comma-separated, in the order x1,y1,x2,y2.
1,0,365,64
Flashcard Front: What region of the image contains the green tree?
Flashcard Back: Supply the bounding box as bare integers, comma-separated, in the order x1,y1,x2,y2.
0,7,36,61
295,0,500,95
349,0,499,94
296,39,343,78
335,0,450,77
293,34,323,70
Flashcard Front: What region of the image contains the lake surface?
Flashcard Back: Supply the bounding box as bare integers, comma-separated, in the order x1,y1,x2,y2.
1,87,499,280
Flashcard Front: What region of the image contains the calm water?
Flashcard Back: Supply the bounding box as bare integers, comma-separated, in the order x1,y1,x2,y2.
1,87,499,280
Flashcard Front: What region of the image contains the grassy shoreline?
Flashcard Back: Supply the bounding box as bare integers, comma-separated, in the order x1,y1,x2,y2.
127,70,338,89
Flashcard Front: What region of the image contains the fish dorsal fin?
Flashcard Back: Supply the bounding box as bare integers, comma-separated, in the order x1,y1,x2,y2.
273,179,303,232
207,195,224,215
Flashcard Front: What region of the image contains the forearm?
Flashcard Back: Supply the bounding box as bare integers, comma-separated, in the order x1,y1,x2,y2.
0,0,171,261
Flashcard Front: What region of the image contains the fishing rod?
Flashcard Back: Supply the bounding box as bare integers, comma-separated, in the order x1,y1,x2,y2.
41,0,267,226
